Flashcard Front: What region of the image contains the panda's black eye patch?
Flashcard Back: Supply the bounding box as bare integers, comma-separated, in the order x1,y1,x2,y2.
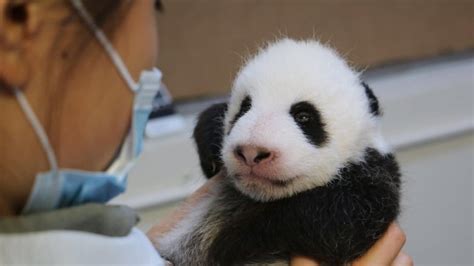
290,101,327,147
229,96,252,133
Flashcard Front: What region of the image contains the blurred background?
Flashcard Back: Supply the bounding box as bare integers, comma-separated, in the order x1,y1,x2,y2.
113,1,474,265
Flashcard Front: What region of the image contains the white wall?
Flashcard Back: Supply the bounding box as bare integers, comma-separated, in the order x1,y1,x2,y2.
397,133,473,265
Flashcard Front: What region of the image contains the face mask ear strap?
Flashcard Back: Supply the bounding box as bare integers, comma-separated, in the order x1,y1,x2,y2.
13,88,59,172
69,0,137,92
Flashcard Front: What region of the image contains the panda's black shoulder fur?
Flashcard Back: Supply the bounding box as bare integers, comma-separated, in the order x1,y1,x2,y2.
193,102,228,178
206,148,401,265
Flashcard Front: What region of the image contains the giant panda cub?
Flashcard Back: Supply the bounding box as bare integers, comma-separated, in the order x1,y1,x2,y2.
157,39,401,266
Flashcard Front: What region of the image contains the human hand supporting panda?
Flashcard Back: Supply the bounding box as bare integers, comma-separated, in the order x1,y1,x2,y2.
147,173,224,242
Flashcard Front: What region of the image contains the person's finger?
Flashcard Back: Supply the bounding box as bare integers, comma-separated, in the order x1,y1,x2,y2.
352,223,406,266
391,251,413,266
290,256,320,266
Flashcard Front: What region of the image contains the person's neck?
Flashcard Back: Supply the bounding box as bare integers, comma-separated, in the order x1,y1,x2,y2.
0,195,18,216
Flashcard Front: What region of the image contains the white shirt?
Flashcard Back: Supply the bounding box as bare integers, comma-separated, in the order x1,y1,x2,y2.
0,228,165,265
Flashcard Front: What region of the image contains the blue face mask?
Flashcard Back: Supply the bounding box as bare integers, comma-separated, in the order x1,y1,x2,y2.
16,0,162,214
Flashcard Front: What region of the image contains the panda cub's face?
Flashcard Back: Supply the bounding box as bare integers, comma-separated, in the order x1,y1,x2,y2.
221,39,388,202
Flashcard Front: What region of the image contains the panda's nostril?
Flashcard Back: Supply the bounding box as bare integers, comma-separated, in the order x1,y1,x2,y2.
254,151,271,163
234,146,247,163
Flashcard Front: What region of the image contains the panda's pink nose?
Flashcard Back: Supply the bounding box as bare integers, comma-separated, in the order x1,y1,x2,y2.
233,145,275,166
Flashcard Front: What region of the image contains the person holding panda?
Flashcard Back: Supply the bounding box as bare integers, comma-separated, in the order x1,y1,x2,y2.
0,0,411,265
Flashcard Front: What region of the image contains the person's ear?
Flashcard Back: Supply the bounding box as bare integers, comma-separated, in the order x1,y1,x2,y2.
0,0,73,92
0,0,43,91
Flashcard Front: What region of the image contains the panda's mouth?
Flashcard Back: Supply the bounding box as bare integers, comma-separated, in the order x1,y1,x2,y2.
235,173,294,187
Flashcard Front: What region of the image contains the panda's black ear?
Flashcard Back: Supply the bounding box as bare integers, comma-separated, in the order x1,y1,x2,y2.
361,82,381,116
193,102,228,179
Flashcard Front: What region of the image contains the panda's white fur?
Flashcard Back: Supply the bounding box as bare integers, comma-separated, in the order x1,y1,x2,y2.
221,38,389,202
